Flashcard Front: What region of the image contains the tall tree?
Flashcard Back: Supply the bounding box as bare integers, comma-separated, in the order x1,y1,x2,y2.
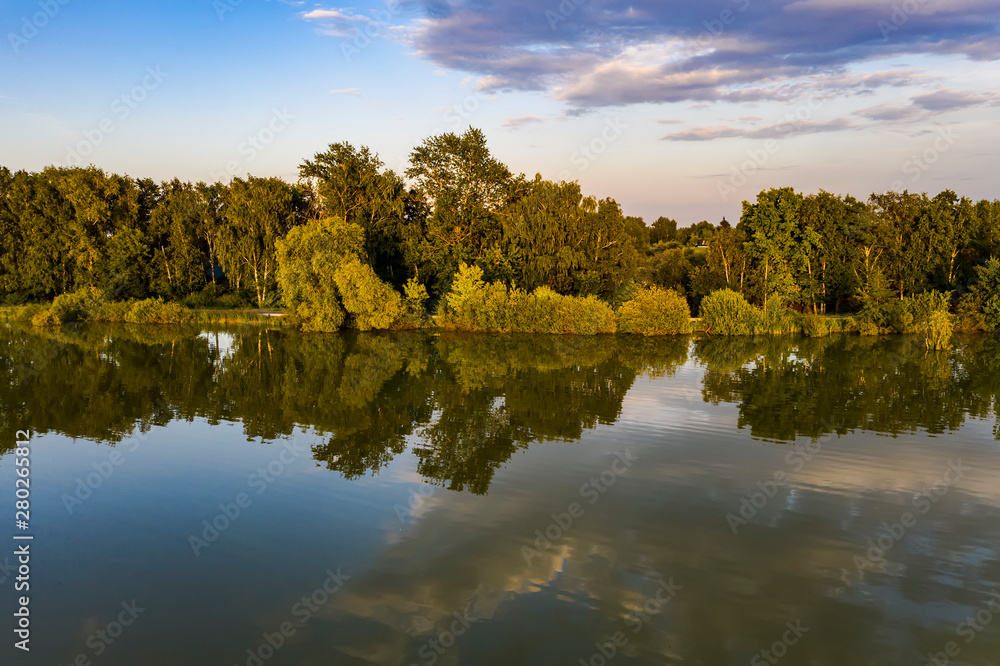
742,187,819,306
218,176,305,307
405,127,521,291
869,190,928,298
299,142,415,284
650,216,677,244
499,177,638,297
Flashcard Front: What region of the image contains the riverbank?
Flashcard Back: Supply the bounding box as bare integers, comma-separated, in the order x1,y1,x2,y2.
1,281,986,350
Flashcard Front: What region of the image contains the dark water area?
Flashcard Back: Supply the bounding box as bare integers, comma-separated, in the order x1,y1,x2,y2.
1,323,999,665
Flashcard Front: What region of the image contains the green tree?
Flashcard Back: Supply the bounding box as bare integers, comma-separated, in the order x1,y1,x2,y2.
498,177,637,297
742,188,819,306
299,142,416,284
869,190,929,298
275,217,403,332
650,216,677,244
219,176,305,307
623,215,650,250
405,127,520,292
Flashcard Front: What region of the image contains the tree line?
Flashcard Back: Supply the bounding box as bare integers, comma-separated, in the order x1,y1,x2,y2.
2,127,998,316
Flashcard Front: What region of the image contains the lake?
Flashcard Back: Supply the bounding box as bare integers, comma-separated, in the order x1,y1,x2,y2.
2,324,999,665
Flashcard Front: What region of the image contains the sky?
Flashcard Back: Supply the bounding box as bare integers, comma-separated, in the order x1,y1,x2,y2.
1,0,998,224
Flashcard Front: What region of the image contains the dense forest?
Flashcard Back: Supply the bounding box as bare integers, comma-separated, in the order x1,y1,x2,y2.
2,127,999,321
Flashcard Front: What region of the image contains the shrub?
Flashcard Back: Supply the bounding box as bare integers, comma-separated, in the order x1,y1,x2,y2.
924,310,953,350
972,259,1000,330
439,265,616,334
801,314,831,337
90,300,132,322
30,307,62,327
276,217,405,332
699,289,760,335
617,287,691,336
29,288,103,327
333,257,403,331
51,288,103,323
395,278,431,329
12,303,46,323
124,298,190,324
535,288,616,335
755,298,798,335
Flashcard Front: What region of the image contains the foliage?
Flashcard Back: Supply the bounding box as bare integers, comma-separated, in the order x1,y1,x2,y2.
21,287,191,326
219,176,307,307
972,259,1000,330
801,314,831,338
397,277,431,329
616,287,692,336
699,289,760,335
299,142,416,286
3,143,1000,339
438,264,616,334
924,310,953,350
275,217,403,332
333,257,403,331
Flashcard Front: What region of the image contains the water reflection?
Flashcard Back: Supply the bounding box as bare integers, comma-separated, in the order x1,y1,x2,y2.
3,324,998,485
3,324,1000,665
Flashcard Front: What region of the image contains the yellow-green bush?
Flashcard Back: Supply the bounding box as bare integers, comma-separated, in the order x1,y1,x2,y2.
439,264,615,334
21,288,191,326
530,287,616,335
755,298,798,335
801,314,831,337
333,257,403,331
122,299,190,324
924,310,953,350
276,217,406,332
616,287,691,336
699,289,760,335
396,277,431,329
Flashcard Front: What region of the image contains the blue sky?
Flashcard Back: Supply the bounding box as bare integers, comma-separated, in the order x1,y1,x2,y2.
1,0,998,223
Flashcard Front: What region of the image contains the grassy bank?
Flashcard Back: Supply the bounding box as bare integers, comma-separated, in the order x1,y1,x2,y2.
2,289,288,327
4,279,981,353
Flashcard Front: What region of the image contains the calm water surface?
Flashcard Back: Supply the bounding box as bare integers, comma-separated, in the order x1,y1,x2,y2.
2,324,999,665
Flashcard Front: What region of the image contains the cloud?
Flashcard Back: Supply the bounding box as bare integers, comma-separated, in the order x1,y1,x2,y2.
392,0,1000,109
330,88,361,96
501,115,544,128
912,88,994,111
657,118,684,124
662,117,854,141
301,6,390,38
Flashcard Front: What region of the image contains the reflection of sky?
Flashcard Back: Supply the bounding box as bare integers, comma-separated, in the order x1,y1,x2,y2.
3,344,999,664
